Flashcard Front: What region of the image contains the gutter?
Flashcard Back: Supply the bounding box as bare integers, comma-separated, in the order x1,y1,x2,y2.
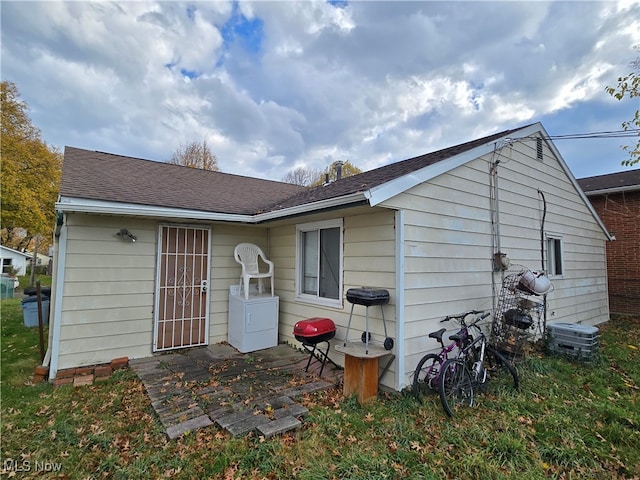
56,192,371,224
254,192,369,222
583,185,640,196
56,197,255,223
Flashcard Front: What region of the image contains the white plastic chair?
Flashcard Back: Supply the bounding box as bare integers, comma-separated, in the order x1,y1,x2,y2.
233,243,274,299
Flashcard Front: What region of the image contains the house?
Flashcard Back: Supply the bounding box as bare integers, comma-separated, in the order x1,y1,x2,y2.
47,122,611,390
1,245,30,276
578,169,640,315
27,252,52,268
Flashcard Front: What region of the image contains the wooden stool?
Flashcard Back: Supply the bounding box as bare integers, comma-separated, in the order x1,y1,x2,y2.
335,343,392,404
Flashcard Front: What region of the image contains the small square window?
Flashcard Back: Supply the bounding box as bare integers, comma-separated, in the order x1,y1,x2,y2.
547,237,563,276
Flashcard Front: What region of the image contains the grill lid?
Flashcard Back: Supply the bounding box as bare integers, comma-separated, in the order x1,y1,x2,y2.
293,317,336,337
346,287,390,306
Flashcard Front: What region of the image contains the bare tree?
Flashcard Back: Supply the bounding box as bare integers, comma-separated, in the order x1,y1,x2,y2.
169,139,220,171
281,166,322,186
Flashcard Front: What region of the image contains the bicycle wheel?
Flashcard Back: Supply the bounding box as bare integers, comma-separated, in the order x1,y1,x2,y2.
438,359,474,417
484,345,519,392
412,354,442,401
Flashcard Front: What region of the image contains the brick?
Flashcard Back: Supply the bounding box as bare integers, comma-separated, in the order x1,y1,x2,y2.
55,368,77,379
53,377,74,387
75,367,94,376
111,357,129,370
256,416,301,438
94,365,112,378
273,404,308,419
166,415,213,440
74,374,94,387
226,414,270,436
215,409,256,429
33,366,49,383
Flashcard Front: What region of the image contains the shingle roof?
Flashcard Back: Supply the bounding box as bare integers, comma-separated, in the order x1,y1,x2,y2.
577,169,640,194
266,127,524,211
60,147,307,215
60,125,526,216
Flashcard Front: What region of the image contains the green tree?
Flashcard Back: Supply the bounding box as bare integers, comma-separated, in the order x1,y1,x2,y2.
309,161,362,186
1,81,62,252
605,46,640,166
169,139,220,171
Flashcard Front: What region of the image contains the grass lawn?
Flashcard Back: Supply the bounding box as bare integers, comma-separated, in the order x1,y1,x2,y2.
1,297,638,479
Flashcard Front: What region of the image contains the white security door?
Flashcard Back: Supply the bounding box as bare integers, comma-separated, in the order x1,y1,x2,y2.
154,225,211,351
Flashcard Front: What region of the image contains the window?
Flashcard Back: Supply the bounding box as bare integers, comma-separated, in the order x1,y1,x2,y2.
296,219,343,304
2,259,12,274
547,236,563,276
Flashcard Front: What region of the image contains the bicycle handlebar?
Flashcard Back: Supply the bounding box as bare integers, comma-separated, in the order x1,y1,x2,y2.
440,310,490,324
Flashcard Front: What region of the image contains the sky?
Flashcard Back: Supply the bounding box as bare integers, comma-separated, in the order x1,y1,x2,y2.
2,1,639,182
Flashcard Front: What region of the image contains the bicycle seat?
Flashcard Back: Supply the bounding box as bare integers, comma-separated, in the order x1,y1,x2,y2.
428,328,447,342
449,332,466,343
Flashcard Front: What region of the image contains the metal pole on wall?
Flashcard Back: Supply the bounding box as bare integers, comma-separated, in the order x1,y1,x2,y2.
30,235,40,287
36,280,45,363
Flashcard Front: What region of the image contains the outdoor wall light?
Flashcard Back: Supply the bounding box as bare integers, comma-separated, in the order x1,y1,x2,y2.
116,228,137,243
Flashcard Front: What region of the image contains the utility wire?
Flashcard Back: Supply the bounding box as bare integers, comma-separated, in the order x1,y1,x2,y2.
524,129,639,141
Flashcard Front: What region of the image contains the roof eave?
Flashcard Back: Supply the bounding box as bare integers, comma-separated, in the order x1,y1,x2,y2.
0,245,31,258
365,125,540,206
56,196,255,223
56,192,371,224
583,185,640,196
254,192,370,222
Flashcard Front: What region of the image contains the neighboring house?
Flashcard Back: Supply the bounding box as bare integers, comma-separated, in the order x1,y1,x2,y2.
0,245,30,276
27,252,52,267
578,169,640,315
47,122,611,390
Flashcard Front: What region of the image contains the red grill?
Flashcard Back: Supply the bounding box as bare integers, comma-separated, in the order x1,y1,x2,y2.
293,318,337,376
294,317,336,344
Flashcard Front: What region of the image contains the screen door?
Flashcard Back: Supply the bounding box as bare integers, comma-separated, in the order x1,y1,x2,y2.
154,225,211,351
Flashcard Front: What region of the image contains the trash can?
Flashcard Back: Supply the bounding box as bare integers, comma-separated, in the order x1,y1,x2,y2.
0,276,15,300
23,286,52,298
21,296,50,327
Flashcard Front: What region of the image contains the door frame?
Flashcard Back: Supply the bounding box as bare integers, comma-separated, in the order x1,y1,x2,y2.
153,223,212,352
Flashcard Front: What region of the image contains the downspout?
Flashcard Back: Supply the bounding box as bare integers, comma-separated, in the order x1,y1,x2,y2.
394,210,406,391
489,151,501,313
48,214,68,380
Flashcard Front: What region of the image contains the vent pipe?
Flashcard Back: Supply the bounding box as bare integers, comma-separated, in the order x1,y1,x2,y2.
334,161,344,180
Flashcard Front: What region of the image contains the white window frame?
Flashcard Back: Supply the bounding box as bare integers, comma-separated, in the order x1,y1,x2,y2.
546,235,564,277
295,218,343,308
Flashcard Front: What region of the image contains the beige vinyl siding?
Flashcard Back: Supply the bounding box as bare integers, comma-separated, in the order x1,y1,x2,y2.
56,214,158,369
56,214,268,370
208,224,269,344
381,136,608,386
384,169,495,385
491,138,609,325
269,208,398,389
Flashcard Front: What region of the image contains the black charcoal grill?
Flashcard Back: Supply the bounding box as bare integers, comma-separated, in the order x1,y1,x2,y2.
293,318,339,376
344,287,394,354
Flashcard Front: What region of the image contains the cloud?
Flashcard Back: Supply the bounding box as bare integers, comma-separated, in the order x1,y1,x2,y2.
1,0,639,180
